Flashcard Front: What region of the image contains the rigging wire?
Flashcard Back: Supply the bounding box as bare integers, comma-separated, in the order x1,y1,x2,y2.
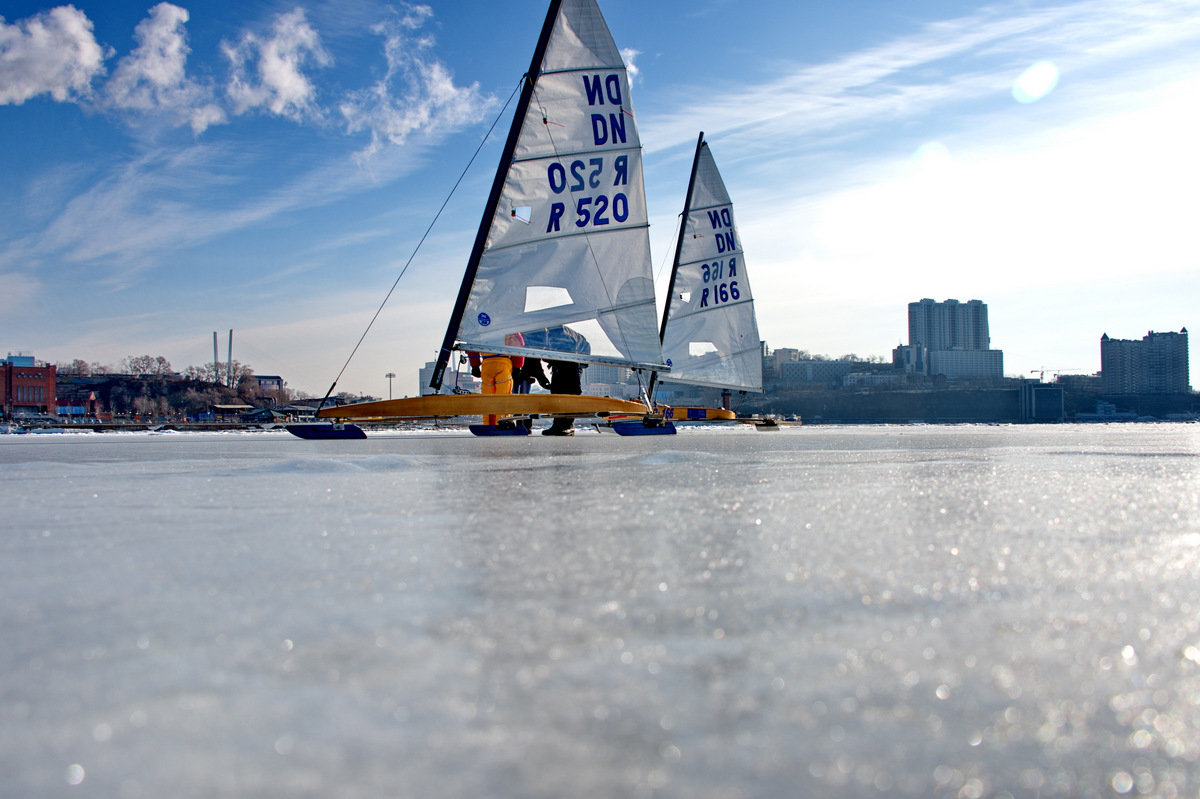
653,213,683,287
315,78,525,411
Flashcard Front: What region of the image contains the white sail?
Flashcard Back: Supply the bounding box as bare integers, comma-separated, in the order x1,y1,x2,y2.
659,137,762,392
446,0,665,372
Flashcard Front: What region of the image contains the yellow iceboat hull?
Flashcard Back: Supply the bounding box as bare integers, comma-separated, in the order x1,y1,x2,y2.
317,393,651,421
665,406,737,422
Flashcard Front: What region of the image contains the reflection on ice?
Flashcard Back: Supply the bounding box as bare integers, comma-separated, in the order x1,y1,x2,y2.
1,424,1198,797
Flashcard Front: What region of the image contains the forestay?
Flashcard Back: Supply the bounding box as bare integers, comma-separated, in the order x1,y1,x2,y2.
434,0,665,388
659,137,762,392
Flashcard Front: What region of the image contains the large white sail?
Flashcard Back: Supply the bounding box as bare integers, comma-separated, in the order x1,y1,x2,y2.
434,0,665,386
659,136,762,393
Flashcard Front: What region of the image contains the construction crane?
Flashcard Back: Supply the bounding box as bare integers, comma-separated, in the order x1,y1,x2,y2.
1030,368,1079,382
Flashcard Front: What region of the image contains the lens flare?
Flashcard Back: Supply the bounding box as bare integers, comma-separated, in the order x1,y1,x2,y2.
1013,61,1060,103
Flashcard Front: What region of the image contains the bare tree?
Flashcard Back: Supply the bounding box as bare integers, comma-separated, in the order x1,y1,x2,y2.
121,355,174,377
57,359,92,375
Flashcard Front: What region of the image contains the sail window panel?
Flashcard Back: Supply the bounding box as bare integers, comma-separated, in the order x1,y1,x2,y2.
558,319,620,359
511,206,532,224
525,286,573,312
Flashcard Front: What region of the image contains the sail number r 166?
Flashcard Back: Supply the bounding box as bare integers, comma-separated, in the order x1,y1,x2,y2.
699,257,740,307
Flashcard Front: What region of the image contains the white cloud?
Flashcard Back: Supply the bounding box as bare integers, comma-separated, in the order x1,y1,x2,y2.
104,3,225,133
621,48,640,85
339,10,492,159
0,5,106,105
223,8,331,121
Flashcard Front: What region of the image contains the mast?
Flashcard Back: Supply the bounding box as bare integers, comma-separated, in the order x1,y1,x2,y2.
429,0,564,391
648,131,706,400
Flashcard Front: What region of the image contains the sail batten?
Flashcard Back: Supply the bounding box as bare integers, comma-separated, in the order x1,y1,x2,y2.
481,222,651,256
658,135,763,394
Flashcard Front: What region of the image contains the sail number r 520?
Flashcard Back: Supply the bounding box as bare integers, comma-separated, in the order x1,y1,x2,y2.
545,156,632,233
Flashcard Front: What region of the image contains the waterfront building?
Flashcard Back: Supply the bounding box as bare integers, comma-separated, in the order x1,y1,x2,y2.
2,354,57,418
1100,329,1190,394
1019,379,1065,422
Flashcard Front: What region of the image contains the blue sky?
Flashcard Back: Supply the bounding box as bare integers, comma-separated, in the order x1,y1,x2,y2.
2,0,1198,397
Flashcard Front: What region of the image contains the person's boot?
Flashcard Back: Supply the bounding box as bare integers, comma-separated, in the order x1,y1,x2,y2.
542,421,574,436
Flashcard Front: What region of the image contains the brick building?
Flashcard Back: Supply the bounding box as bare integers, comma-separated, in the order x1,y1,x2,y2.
2,354,57,417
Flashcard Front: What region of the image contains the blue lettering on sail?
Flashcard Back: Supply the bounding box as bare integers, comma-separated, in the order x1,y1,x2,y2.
547,163,566,194
696,258,741,306
582,74,623,106
547,202,565,232
613,155,627,186
583,74,604,105
591,112,627,146
706,207,733,229
542,155,634,232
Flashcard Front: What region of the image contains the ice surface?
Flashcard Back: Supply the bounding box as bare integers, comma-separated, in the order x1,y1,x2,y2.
2,424,1199,797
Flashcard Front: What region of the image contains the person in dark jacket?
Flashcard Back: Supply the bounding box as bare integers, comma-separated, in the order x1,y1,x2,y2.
521,326,589,436
537,326,588,436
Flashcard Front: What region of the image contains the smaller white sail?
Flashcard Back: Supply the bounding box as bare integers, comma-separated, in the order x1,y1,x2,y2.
659,137,762,392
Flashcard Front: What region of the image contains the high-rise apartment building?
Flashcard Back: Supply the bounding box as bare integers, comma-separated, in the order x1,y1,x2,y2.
897,299,1002,380
1100,329,1189,394
908,298,990,351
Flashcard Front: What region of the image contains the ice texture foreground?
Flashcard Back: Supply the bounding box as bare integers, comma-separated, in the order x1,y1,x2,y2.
2,425,1199,798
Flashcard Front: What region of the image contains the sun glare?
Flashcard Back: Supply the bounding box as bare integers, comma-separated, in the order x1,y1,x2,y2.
1013,61,1060,104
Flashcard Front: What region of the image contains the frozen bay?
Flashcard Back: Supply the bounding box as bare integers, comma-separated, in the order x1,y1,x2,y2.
2,424,1199,798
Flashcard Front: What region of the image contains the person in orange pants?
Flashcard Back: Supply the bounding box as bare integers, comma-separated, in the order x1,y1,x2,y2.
468,333,525,427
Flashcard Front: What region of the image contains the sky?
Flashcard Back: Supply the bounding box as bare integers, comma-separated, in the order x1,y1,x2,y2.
2,0,1198,398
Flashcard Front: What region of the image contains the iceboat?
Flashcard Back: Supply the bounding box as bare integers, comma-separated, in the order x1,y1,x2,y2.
312,0,671,436
611,134,763,435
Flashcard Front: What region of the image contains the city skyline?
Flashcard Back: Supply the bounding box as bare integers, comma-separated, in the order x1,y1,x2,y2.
2,0,1198,397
